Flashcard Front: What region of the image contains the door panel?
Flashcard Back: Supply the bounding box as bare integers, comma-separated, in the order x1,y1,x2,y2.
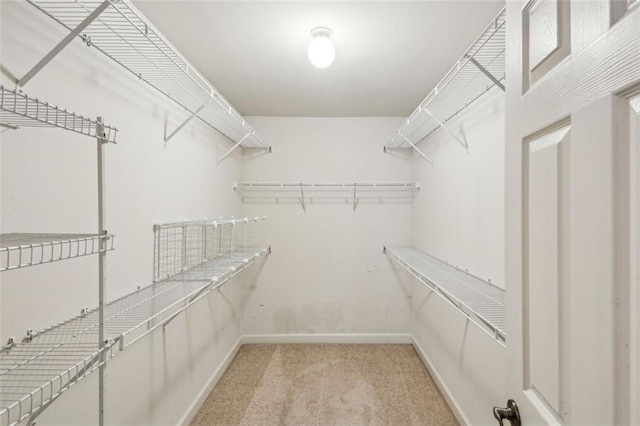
526,127,570,415
523,0,571,90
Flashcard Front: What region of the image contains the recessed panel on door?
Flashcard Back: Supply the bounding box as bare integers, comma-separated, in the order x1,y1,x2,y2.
525,124,570,417
523,0,570,90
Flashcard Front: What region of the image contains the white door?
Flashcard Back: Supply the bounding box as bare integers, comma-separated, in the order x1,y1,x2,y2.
504,0,640,424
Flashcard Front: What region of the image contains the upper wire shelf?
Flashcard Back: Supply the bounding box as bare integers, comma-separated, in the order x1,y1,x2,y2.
0,86,118,142
0,218,269,426
233,182,421,212
384,245,505,343
25,0,269,151
384,8,506,159
0,233,115,272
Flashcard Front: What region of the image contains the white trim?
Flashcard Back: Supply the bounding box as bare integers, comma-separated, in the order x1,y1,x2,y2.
529,125,570,152
632,97,640,114
241,333,413,345
411,337,470,426
178,336,243,426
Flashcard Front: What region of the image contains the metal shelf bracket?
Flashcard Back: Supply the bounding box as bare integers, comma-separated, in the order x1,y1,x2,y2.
421,108,469,152
164,99,211,145
466,55,505,92
299,184,306,212
18,0,112,87
400,133,434,165
352,184,359,212
218,131,253,163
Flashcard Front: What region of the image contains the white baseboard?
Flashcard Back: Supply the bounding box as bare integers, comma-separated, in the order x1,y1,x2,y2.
242,333,413,345
412,337,469,426
178,336,243,426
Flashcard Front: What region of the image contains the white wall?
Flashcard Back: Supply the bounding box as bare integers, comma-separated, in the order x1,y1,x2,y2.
1,2,252,424
413,89,505,288
240,117,413,337
411,89,507,424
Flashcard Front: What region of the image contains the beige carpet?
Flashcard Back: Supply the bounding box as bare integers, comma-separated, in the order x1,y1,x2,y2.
191,344,458,426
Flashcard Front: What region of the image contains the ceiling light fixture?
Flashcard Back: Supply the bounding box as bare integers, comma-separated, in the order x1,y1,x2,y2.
308,27,335,68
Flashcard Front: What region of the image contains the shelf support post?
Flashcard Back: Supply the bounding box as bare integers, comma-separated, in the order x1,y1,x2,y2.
17,0,112,87
421,108,469,152
465,55,505,92
218,131,253,163
96,117,108,426
400,134,433,165
164,99,211,145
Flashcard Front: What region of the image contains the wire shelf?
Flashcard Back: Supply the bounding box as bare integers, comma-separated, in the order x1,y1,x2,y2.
26,0,268,150
384,245,505,343
233,183,421,211
0,233,115,272
0,218,269,425
24,247,269,350
0,340,115,426
384,8,505,152
0,86,117,142
153,217,266,282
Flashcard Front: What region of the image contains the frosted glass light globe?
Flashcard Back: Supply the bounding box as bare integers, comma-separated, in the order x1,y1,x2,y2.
308,27,335,68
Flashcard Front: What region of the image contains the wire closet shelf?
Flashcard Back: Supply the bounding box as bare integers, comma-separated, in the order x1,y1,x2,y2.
233,182,421,212
25,0,270,150
384,7,505,155
0,233,114,272
384,245,505,343
0,86,117,142
0,218,269,426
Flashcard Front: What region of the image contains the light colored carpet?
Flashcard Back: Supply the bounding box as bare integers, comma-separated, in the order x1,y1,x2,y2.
191,344,458,426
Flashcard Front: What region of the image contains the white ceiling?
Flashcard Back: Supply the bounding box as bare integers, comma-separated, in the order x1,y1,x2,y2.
133,1,504,117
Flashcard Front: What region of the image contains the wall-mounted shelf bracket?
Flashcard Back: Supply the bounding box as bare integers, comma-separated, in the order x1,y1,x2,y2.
22,329,34,343
218,131,253,163
401,134,434,165
1,338,15,353
352,184,359,212
421,108,469,152
299,184,306,212
17,0,112,88
164,98,211,145
466,55,505,92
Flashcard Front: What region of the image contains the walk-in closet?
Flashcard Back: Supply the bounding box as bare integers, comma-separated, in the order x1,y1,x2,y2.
1,0,639,424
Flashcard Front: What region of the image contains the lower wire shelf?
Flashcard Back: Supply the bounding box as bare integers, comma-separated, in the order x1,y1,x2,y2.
0,246,270,426
0,340,115,426
384,245,505,343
